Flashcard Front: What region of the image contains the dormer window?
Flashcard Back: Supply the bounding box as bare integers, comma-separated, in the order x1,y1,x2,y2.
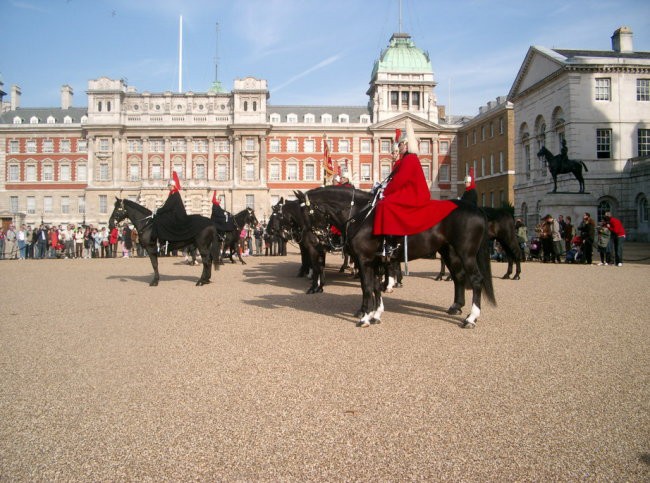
321,113,332,124
30,116,39,124
304,113,315,123
64,116,72,124
338,114,349,123
13,116,22,124
287,113,298,123
47,116,56,124
270,113,281,123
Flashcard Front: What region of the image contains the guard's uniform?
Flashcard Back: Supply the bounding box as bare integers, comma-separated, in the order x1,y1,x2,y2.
153,172,194,242
373,152,457,236
211,191,235,232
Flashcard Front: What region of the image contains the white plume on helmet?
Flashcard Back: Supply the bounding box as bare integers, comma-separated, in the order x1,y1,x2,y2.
404,118,418,155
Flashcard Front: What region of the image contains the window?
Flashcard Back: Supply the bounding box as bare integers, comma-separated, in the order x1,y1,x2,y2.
490,154,495,175
244,138,255,152
44,196,53,213
638,196,648,223
172,164,183,179
216,164,228,181
338,114,349,123
269,139,280,153
419,140,430,154
360,115,371,124
193,139,207,153
215,139,229,153
338,140,350,153
304,139,315,153
10,196,19,213
490,192,495,208
60,139,71,153
481,193,486,207
287,140,298,153
243,101,248,111
77,140,87,152
595,78,611,101
321,114,332,123
8,165,20,182
269,163,280,181
596,129,612,158
99,138,110,151
99,195,108,214
481,125,486,141
128,139,143,153
286,164,298,181
42,140,53,153
489,122,494,138
639,129,650,157
380,164,391,180
524,144,531,180
64,116,72,124
412,91,420,108
361,139,372,153
244,163,255,181
287,114,298,123
422,164,430,180
380,140,391,153
390,91,399,109
60,165,71,181
61,196,70,214
78,196,85,214
129,164,140,181
30,116,39,124
304,113,315,123
439,140,449,155
13,116,22,124
99,163,109,181
150,163,162,180
499,117,504,135
499,152,505,172
26,140,37,153
245,195,254,209
171,138,186,152
636,79,650,101
43,165,54,181
361,164,371,181
270,113,281,123
149,139,164,152
401,92,409,108
195,164,206,179
9,140,19,153
26,165,36,181
304,164,315,181
77,164,87,182
439,164,450,182
481,157,486,177
472,130,477,144
27,196,36,214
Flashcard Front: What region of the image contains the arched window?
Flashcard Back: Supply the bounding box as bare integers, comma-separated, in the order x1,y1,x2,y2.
338,114,349,123
80,115,88,123
243,101,248,111
107,101,112,112
64,116,72,124
520,123,531,180
98,101,102,112
30,116,39,124
597,198,614,222
13,116,22,124
253,101,257,112
321,113,332,124
535,200,542,226
521,202,529,228
47,116,56,124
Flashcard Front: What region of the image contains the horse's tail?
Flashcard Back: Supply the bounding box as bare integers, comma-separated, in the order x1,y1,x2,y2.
211,230,221,270
581,161,589,172
477,223,497,306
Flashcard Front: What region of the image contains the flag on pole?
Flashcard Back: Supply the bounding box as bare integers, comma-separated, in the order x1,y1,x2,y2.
323,136,336,175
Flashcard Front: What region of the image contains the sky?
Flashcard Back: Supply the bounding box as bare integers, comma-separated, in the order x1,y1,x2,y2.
3,0,650,116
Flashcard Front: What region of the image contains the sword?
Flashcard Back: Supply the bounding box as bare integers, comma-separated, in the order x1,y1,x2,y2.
404,235,409,276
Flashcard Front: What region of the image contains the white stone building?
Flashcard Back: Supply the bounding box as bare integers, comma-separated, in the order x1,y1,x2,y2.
509,27,650,240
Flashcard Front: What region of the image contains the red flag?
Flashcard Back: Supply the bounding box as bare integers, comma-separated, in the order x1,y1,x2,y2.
324,137,335,175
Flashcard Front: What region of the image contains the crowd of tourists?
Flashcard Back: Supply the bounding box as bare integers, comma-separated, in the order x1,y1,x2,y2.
514,211,626,266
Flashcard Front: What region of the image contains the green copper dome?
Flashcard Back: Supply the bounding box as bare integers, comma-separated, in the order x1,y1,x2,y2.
371,33,432,80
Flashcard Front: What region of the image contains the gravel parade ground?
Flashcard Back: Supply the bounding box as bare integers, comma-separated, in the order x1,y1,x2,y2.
1,248,649,481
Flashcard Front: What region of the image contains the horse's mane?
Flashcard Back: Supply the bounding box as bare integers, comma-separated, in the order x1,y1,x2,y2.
121,198,153,216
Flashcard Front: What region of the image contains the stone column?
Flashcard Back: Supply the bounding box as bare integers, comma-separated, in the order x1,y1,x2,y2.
232,135,240,186
87,136,95,187
163,137,171,180
185,137,192,181
259,135,267,183
207,137,215,181
142,137,149,180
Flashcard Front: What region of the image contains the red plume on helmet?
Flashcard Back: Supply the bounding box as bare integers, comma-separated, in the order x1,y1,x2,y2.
394,129,402,144
212,190,220,205
169,170,181,194
465,167,476,190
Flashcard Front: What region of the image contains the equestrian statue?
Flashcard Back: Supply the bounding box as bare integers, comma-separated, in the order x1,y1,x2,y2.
537,140,588,193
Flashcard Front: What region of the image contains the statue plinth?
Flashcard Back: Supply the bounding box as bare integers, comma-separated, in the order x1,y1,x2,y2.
539,192,598,223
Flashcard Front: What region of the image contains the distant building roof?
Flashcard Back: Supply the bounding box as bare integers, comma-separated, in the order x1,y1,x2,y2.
0,107,87,124
370,33,432,82
267,105,370,122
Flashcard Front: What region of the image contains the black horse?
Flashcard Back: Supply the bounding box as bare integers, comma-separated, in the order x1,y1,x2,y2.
436,207,522,280
537,146,588,193
108,198,218,286
268,197,353,293
296,187,496,328
214,208,259,265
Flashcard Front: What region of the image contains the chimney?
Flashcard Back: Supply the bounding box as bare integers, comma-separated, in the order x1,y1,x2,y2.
611,26,633,53
11,85,21,110
61,85,73,109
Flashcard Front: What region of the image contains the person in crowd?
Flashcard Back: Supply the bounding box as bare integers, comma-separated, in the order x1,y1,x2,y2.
551,215,563,263
4,224,17,259
563,215,574,253
131,227,142,257
539,215,554,263
596,220,611,266
0,228,5,260
74,227,84,259
515,218,529,260
48,226,59,259
36,225,48,259
460,167,478,206
109,224,119,258
565,234,583,263
65,225,75,259
83,227,93,259
578,212,595,265
253,223,263,256
24,225,33,259
16,225,26,260
99,227,109,258
604,211,625,267
92,228,101,258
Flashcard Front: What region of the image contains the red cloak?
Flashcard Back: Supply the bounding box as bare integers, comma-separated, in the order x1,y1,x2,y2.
373,153,458,236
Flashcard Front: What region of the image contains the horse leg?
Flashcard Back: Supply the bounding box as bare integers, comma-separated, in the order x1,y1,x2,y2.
368,271,385,324
196,246,212,286
442,248,465,315
434,257,445,281
354,261,374,321
462,264,485,329
338,252,349,273
148,251,160,286
306,247,324,294
502,256,513,279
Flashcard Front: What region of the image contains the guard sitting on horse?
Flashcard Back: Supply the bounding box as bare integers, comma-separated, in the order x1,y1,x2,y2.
152,170,194,243
373,119,456,260
460,167,478,206
210,191,235,237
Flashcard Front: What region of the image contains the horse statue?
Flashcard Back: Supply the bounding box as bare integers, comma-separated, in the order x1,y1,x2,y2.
295,187,496,329
537,146,588,193
108,198,219,286
213,208,259,265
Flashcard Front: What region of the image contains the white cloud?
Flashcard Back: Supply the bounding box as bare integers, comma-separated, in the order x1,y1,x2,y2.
272,54,342,94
